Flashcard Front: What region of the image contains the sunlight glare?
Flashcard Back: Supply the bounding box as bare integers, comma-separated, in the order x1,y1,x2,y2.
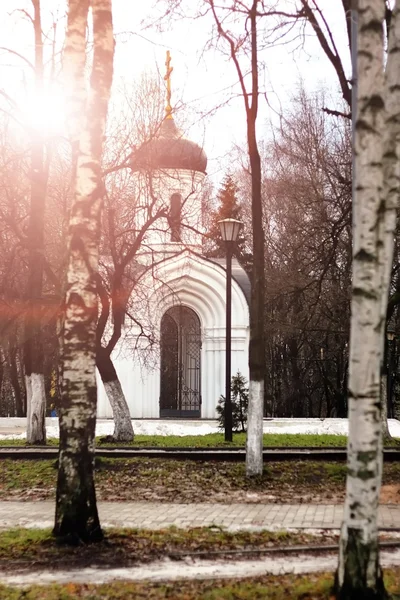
22,87,66,137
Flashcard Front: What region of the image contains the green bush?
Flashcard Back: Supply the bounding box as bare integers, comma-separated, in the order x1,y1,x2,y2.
216,371,249,432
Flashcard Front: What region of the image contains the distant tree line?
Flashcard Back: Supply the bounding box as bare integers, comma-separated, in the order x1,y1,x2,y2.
207,87,400,421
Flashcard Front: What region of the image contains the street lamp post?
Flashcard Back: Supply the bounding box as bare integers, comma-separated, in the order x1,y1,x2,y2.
218,218,242,442
387,327,395,419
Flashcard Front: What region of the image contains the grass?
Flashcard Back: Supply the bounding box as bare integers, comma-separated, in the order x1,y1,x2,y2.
0,526,336,565
0,432,399,448
0,528,397,598
0,570,399,599
99,432,352,448
0,432,398,448
0,459,55,490
0,433,356,448
0,457,399,503
0,529,398,599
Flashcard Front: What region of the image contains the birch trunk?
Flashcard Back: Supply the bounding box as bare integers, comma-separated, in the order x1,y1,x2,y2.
24,0,47,444
336,0,400,597
25,373,46,443
54,0,114,543
96,350,134,442
246,380,263,474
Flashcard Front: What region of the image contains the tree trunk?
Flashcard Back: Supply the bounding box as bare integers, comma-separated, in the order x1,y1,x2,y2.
95,272,135,442
208,0,265,475
97,349,134,442
245,3,265,477
54,0,114,543
24,0,47,444
9,347,24,418
380,374,391,439
8,341,26,417
379,325,392,440
336,1,398,597
0,346,4,411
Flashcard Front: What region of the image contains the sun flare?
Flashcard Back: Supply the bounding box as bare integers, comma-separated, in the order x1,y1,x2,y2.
21,87,67,137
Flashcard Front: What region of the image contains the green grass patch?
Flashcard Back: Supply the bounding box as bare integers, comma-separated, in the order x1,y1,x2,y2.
0,438,59,447
0,570,399,600
0,459,55,490
0,528,54,559
0,526,336,567
99,432,351,447
0,432,399,448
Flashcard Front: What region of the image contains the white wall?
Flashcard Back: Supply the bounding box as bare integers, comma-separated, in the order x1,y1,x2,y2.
97,252,250,419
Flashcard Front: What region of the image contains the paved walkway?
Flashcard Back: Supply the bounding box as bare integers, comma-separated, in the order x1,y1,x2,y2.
0,501,399,531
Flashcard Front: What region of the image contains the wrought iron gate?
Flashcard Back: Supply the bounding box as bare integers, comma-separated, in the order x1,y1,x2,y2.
160,306,201,418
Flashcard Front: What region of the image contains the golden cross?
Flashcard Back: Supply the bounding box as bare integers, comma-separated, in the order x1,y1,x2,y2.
164,50,173,119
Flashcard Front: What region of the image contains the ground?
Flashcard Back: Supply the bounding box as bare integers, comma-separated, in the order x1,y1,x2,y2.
0,525,399,599
0,527,339,569
1,458,400,504
0,421,399,598
0,570,400,599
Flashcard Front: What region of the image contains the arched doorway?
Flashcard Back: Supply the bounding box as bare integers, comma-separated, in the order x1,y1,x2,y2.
160,306,201,418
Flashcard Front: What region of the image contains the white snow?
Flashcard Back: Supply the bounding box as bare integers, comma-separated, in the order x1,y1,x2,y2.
0,418,399,440
2,549,400,587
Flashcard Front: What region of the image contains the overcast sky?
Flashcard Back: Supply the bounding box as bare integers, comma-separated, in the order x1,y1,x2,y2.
0,1,349,184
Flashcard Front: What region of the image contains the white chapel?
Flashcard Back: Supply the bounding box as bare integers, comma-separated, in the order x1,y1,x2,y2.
97,56,250,420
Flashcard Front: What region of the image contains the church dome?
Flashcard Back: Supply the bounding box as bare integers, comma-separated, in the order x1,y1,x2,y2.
131,117,207,174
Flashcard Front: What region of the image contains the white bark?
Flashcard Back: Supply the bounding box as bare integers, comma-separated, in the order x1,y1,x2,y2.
337,0,400,594
25,373,46,444
378,0,400,442
245,379,263,476
54,0,114,541
25,375,31,438
104,380,134,441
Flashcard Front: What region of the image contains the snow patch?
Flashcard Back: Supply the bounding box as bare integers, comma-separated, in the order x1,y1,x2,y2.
2,549,400,587
0,418,400,440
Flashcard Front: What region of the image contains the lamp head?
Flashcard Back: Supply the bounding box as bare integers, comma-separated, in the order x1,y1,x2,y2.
218,218,242,242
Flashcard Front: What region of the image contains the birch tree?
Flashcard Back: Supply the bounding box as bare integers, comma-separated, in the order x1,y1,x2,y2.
336,0,400,597
53,0,114,542
24,0,48,444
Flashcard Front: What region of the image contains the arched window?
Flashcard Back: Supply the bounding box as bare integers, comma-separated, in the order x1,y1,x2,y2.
170,193,182,242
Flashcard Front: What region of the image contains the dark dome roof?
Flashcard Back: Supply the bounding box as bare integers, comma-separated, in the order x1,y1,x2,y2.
131,118,207,174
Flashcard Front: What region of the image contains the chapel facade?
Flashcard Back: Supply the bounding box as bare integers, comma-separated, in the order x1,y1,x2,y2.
97,54,250,419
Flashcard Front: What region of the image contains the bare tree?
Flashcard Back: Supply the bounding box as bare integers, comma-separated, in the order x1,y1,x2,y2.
253,87,351,420
95,176,167,442
207,0,266,476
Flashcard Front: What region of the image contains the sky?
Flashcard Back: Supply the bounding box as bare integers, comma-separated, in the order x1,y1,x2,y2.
0,0,350,185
